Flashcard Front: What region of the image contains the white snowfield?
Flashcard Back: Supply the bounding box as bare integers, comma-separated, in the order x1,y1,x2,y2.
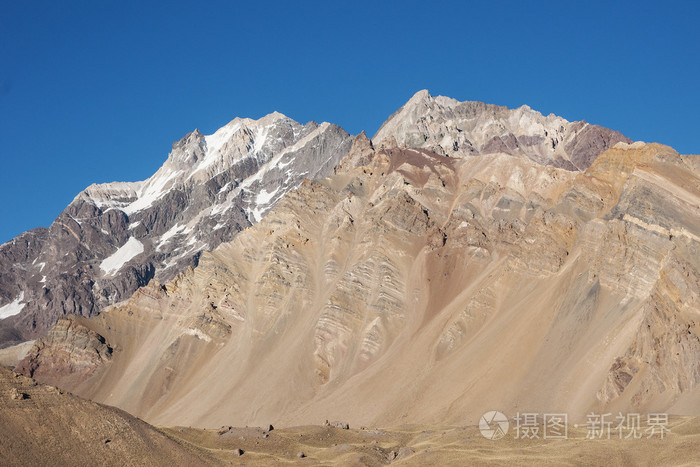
100,237,144,275
0,291,25,319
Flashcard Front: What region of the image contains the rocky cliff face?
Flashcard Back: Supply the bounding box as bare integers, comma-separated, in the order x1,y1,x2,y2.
0,113,353,345
374,90,630,170
16,110,697,429
15,317,112,387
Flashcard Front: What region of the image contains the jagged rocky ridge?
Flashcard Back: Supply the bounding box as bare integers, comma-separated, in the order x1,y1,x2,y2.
15,92,698,428
0,113,353,345
373,89,630,170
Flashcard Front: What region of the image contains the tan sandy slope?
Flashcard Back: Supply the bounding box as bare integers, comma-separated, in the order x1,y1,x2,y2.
0,366,217,465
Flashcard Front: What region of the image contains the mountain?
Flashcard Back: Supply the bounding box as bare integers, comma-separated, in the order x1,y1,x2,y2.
0,113,353,346
373,89,630,170
14,92,697,430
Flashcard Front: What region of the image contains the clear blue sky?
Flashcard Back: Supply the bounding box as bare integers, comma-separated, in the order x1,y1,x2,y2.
1,0,698,244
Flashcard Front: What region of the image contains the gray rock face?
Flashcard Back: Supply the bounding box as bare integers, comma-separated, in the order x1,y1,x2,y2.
0,113,353,346
374,90,631,170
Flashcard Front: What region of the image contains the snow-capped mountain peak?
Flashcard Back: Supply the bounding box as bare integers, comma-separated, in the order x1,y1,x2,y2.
0,112,353,343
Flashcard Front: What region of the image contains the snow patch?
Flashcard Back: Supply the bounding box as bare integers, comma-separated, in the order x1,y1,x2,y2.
256,187,280,206
157,223,190,251
210,202,232,216
122,167,182,215
249,186,282,222
100,237,144,275
67,214,82,225
218,182,231,194
193,120,277,180
240,122,335,223
192,120,245,176
253,125,268,153
0,292,25,319
204,120,242,156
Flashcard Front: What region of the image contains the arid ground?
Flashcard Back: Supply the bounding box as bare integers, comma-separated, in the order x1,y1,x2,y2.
3,365,700,466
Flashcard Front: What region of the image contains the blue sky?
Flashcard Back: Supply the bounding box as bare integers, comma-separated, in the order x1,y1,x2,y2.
0,0,698,243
